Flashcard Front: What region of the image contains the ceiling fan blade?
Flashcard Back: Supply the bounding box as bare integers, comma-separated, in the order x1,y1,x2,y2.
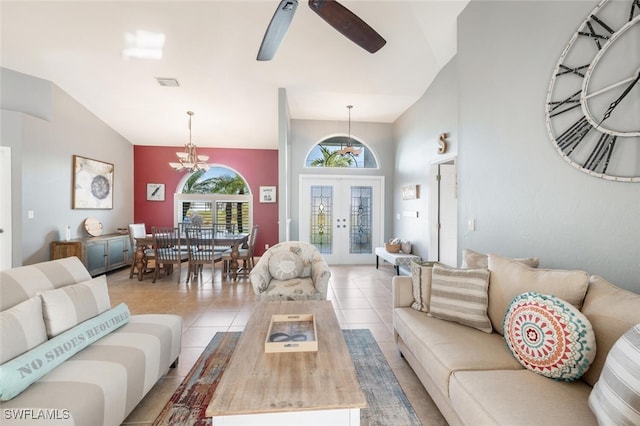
257,0,299,61
308,0,386,54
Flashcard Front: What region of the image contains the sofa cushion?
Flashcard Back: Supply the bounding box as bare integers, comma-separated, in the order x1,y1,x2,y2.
410,262,433,312
487,254,589,335
0,313,183,426
0,303,130,401
39,275,111,337
429,264,492,333
393,307,522,396
581,275,640,387
0,296,48,364
504,292,596,381
588,323,640,425
268,251,304,280
0,257,92,311
461,249,539,269
450,369,597,425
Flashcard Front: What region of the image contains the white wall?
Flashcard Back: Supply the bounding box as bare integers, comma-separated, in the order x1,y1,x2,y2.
1,68,133,266
393,1,639,292
393,57,459,260
456,1,639,291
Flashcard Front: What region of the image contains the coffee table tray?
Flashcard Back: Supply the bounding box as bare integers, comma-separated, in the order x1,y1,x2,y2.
265,313,318,353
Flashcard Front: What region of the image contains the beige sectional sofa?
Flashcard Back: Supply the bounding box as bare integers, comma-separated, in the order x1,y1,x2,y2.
0,257,182,426
393,252,640,425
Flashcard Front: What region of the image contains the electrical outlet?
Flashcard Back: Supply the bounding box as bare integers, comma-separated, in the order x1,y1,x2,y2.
264,244,269,250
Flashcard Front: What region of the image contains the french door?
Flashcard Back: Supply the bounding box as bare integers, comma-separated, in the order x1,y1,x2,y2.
300,176,384,264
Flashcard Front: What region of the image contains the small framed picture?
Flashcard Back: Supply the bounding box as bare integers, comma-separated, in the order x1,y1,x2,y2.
401,185,419,200
259,186,276,203
146,183,165,201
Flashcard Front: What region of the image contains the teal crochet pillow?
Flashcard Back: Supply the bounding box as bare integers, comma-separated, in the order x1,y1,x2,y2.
503,292,596,381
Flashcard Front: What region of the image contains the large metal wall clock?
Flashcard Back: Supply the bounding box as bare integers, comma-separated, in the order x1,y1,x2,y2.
545,0,640,182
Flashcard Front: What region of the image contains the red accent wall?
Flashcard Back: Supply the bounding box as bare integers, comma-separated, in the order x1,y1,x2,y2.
133,146,278,256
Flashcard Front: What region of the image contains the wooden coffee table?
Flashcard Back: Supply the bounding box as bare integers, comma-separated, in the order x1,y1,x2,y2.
206,300,366,425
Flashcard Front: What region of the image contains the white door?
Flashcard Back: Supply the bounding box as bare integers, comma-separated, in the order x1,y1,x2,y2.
0,147,12,270
429,160,458,267
438,163,457,267
300,176,383,264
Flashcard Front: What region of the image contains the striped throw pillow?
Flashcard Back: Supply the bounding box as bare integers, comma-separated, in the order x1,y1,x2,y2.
39,275,111,337
0,296,47,364
410,262,433,312
589,323,640,425
429,264,492,333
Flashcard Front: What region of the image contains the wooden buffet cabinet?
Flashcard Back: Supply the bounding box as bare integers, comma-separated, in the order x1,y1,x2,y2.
50,233,131,276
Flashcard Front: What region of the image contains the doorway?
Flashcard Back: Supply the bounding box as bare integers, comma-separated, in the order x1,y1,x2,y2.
429,159,457,267
299,175,384,264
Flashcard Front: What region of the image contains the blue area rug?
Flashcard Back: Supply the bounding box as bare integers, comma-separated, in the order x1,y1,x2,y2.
154,329,419,425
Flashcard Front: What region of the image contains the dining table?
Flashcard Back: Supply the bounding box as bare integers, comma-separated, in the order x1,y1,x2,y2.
133,231,249,281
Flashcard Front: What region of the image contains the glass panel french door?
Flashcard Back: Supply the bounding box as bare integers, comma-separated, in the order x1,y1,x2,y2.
300,176,383,264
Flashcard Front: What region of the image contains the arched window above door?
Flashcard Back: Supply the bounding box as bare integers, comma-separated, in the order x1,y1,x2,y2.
305,136,378,169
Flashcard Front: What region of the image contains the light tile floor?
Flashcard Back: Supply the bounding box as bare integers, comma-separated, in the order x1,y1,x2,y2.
106,263,447,425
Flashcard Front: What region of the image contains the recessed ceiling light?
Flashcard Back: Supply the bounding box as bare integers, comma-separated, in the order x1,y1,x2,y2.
123,30,165,60
155,77,180,87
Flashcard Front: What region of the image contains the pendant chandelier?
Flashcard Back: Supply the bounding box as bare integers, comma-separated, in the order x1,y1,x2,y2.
169,111,209,172
338,105,361,156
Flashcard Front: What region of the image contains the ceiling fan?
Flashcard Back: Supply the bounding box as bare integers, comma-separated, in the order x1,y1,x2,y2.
257,0,386,61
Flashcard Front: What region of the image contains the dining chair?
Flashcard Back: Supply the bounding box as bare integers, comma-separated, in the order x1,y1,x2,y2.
186,227,223,283
128,223,155,279
210,223,235,253
151,226,189,283
222,225,259,278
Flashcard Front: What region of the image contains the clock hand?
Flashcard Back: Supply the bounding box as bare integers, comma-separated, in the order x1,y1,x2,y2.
584,73,639,100
598,67,640,125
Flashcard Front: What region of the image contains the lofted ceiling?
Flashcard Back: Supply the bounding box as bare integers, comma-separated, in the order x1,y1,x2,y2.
1,0,469,150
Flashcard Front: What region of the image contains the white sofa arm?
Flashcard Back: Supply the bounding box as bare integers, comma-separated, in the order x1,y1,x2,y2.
392,276,414,308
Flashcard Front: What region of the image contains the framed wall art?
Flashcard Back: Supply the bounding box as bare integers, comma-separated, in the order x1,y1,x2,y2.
259,186,276,203
72,155,114,209
401,185,419,200
146,183,165,201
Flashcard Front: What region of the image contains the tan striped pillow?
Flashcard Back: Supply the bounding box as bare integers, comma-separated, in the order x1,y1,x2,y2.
39,275,111,337
0,296,47,364
410,262,434,312
429,264,492,333
588,323,640,424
